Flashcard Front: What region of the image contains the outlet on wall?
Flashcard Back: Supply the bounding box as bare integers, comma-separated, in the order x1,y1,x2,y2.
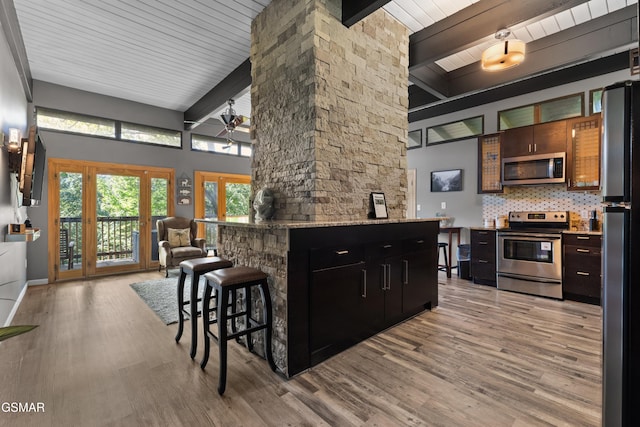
417,204,421,211
441,202,446,209
581,210,589,219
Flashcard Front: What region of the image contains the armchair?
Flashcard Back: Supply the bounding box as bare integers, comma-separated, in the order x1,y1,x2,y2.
157,217,207,277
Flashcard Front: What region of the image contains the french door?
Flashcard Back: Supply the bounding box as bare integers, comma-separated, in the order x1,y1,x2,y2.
48,159,173,282
194,171,250,250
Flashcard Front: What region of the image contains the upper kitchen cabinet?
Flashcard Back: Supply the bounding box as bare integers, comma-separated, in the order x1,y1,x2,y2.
502,121,567,158
478,133,503,194
566,115,601,191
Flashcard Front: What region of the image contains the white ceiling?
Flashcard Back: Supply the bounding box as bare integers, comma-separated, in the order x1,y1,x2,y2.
10,0,639,120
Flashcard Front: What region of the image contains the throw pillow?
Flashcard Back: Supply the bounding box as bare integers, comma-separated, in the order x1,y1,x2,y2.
167,228,191,248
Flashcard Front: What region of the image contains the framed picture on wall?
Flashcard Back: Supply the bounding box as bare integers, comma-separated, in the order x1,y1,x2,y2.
407,129,422,149
431,169,463,192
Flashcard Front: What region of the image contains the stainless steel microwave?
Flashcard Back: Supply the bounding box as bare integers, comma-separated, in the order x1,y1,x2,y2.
501,152,566,186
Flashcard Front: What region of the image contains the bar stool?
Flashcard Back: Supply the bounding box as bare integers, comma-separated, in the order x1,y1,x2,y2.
175,257,233,359
200,266,277,395
437,242,449,273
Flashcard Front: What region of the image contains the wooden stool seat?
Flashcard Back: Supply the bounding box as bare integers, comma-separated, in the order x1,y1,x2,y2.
437,242,449,273
201,266,277,395
175,256,233,359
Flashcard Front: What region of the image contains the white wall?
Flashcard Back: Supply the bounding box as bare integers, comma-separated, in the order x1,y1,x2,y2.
0,23,29,326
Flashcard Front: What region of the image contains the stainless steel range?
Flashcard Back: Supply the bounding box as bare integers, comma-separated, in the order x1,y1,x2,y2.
496,211,569,299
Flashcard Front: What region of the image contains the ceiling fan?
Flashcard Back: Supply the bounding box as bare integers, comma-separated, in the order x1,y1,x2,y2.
216,98,249,137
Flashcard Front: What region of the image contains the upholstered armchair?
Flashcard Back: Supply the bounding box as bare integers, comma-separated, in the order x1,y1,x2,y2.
157,217,207,277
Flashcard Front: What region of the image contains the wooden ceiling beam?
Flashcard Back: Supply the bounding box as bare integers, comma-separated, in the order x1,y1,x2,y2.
409,0,589,68
342,0,391,27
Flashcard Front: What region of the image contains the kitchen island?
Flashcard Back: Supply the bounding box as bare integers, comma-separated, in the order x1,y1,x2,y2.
198,218,440,377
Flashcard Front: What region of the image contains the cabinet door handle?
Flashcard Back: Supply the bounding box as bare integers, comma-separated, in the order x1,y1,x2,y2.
383,244,393,249
577,271,590,276
534,143,537,152
335,250,349,255
577,236,590,240
403,259,409,285
387,264,392,290
576,248,590,253
478,241,488,245
478,231,488,235
416,239,424,244
361,269,367,298
478,259,489,264
528,143,532,152
381,264,387,290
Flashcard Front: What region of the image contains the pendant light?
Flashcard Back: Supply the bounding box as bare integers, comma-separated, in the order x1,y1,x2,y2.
481,29,525,71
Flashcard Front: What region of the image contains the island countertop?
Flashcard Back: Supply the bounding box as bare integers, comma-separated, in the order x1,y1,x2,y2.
196,217,443,229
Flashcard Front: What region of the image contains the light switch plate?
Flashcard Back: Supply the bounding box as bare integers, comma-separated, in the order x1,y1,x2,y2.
441,202,446,209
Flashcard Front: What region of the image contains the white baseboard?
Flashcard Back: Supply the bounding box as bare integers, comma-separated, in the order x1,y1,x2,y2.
3,283,28,327
27,278,49,286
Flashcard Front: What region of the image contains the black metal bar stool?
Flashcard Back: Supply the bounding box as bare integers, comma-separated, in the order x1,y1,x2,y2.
437,242,449,274
175,257,233,359
200,266,277,395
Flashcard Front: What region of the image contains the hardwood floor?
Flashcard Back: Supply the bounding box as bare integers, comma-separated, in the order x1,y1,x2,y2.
0,272,602,426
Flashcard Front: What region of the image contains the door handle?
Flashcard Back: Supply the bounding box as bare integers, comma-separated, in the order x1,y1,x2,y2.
386,264,392,290
478,259,489,264
576,248,590,253
361,269,367,298
335,250,349,255
577,271,590,276
478,241,488,245
403,260,409,285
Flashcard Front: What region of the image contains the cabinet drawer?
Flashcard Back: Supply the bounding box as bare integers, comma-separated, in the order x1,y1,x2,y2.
563,275,601,298
365,240,403,259
310,245,365,271
564,255,601,278
563,234,601,247
471,259,496,279
403,236,431,254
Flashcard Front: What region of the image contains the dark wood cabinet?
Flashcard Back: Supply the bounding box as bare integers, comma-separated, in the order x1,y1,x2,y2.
501,121,567,158
566,115,601,190
478,133,503,193
288,221,439,374
470,229,497,286
563,233,602,305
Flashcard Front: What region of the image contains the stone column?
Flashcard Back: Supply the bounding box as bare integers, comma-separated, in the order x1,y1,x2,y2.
250,0,409,221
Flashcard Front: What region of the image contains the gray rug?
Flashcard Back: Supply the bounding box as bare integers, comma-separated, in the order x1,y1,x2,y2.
130,274,206,325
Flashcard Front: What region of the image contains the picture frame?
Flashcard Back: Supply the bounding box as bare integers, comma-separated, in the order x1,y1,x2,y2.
369,192,388,219
407,129,422,149
431,169,463,192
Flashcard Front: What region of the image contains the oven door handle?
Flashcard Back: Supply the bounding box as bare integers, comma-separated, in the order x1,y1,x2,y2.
498,232,562,240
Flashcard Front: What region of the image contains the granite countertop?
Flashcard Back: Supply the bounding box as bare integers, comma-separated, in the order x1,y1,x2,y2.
196,217,442,229
563,230,603,235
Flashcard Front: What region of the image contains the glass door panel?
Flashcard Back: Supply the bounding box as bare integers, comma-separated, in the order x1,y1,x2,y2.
94,172,141,273
150,176,170,263
225,182,250,222
55,167,85,280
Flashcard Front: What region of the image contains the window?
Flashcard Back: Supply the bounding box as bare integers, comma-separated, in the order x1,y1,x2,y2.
427,116,483,145
37,108,115,138
590,89,603,114
121,122,181,147
499,93,584,130
191,134,252,157
36,108,182,148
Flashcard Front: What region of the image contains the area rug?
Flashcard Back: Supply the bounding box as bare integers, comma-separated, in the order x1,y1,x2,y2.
130,275,206,325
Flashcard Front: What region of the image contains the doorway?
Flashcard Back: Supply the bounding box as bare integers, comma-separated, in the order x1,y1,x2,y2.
194,171,251,251
48,159,174,282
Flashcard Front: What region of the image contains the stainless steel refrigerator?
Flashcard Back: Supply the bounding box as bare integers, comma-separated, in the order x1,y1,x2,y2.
602,80,640,426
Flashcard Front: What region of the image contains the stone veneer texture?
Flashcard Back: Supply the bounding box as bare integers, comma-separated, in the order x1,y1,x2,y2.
217,225,289,373
250,0,409,221
482,185,601,229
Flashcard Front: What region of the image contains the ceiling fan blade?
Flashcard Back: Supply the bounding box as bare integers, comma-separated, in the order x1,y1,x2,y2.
216,128,228,137
234,126,250,133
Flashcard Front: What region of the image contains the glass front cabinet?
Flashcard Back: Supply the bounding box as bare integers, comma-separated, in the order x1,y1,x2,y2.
566,115,601,191
478,133,503,194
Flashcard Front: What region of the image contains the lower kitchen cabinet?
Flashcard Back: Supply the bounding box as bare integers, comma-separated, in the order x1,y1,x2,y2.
290,221,439,372
563,233,602,305
471,229,497,286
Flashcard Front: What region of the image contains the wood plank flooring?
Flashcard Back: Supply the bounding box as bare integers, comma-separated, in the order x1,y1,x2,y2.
0,272,602,426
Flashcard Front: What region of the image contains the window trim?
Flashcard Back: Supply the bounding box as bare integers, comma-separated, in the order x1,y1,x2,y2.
426,115,484,146
190,133,252,158
497,92,584,131
36,107,183,149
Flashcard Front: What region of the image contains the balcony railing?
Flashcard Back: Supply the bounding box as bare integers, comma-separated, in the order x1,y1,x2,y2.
59,215,165,267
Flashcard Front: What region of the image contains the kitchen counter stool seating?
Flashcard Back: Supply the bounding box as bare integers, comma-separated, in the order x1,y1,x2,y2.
175,257,233,359
157,217,207,277
437,242,449,275
200,266,277,395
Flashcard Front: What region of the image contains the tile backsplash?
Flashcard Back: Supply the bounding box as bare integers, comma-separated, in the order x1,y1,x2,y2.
482,185,601,230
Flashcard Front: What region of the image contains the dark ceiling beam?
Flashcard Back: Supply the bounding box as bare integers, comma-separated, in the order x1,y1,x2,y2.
408,85,439,110
408,64,449,99
447,5,637,97
0,0,32,101
409,0,589,68
183,58,251,131
409,51,629,122
342,0,391,27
